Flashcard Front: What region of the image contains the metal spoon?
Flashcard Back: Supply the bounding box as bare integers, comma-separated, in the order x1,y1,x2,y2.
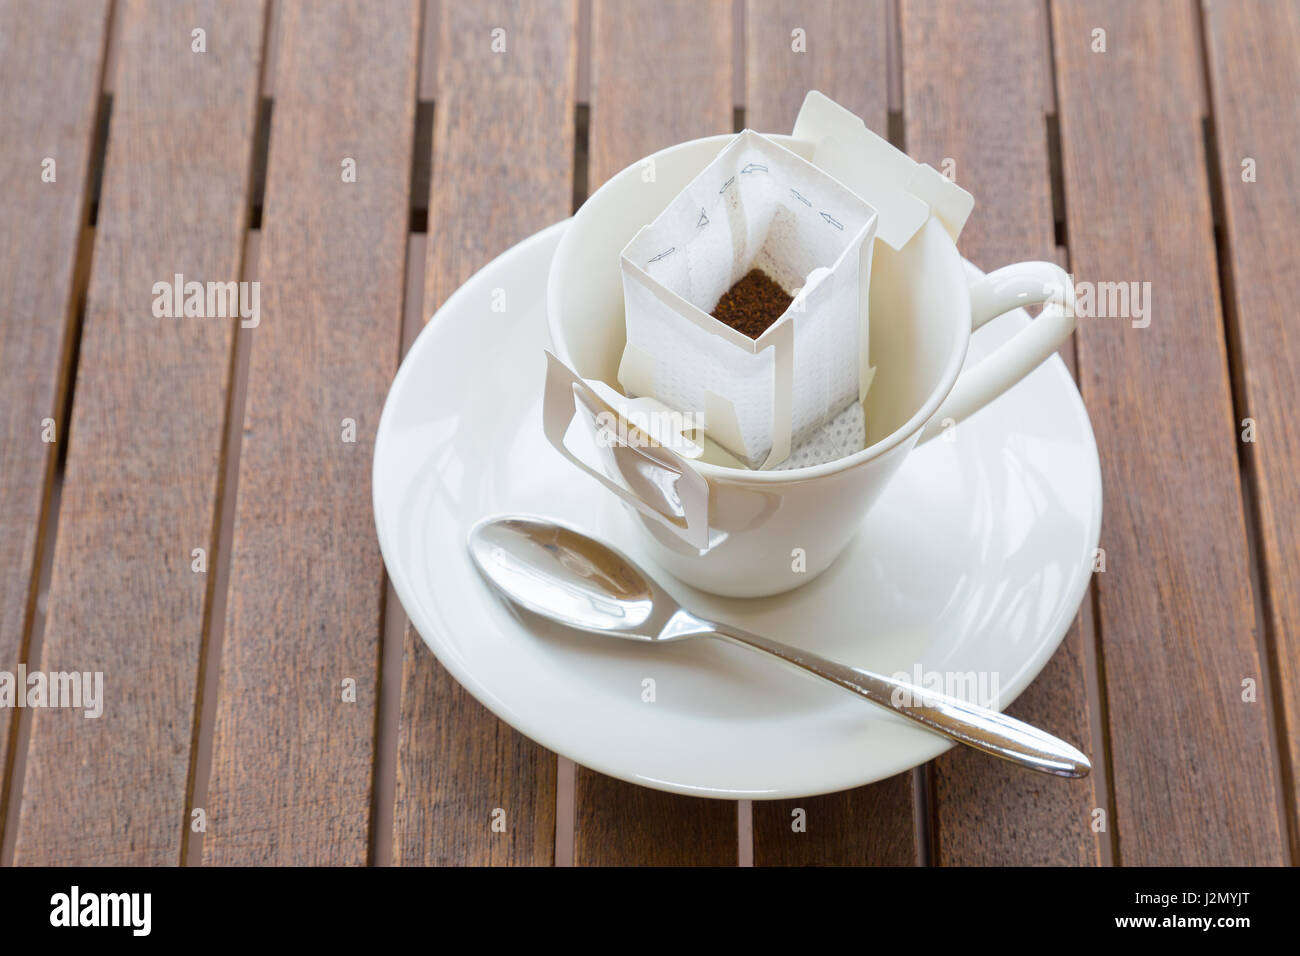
467,513,1091,778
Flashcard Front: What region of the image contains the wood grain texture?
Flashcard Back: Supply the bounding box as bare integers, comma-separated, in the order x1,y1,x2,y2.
12,0,264,865
1202,0,1300,858
571,0,739,867
201,0,419,866
902,0,1101,866
901,0,1052,273
423,0,579,310
0,0,110,843
752,776,917,866
392,0,576,866
588,0,733,187
745,0,888,135
745,0,922,867
1052,0,1286,864
573,774,738,866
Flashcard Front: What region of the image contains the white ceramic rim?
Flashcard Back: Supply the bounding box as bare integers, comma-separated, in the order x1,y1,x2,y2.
547,132,972,484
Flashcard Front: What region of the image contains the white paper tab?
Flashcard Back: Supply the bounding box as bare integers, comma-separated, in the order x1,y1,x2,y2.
792,90,974,250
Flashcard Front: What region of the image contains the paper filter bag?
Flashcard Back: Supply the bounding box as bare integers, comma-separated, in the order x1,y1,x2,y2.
617,129,878,468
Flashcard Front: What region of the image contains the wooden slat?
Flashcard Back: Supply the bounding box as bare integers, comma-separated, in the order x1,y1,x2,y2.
1052,0,1286,864
589,0,732,182
201,0,419,866
1203,0,1300,857
572,0,738,867
900,0,1102,866
752,782,918,866
12,0,265,865
574,782,737,866
392,0,576,866
745,0,888,134
744,0,919,867
0,0,110,845
901,0,1052,273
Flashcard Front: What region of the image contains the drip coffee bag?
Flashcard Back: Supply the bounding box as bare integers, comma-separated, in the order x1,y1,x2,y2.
617,129,878,468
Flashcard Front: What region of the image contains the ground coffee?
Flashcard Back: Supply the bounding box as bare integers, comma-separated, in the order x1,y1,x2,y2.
710,268,792,338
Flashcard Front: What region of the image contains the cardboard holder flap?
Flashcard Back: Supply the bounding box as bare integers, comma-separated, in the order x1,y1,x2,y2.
541,351,711,551
791,90,974,249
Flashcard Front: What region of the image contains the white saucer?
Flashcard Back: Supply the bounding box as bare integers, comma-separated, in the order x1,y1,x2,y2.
373,221,1102,799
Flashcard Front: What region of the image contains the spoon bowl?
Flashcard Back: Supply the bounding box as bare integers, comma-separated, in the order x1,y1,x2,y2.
468,514,675,639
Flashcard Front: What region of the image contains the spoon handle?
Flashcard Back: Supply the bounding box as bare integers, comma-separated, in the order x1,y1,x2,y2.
697,619,1091,777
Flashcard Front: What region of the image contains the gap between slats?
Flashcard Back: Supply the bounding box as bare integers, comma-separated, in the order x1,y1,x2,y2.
885,0,932,867
1194,2,1297,863
552,0,594,869
1040,0,1116,868
0,233,92,864
0,4,117,865
182,0,278,866
370,0,437,867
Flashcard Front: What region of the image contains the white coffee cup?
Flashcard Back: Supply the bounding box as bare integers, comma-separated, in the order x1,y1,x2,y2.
546,134,1075,598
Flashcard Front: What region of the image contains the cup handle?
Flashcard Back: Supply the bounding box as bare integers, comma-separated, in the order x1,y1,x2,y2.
918,261,1076,444
542,351,711,550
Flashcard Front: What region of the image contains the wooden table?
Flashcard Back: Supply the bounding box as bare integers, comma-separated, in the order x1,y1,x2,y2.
1,0,1295,867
